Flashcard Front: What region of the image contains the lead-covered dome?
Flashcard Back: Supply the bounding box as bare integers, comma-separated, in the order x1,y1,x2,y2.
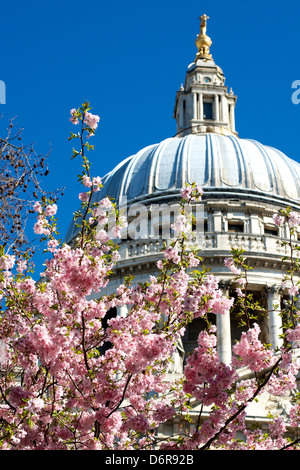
94,133,300,204
65,134,300,242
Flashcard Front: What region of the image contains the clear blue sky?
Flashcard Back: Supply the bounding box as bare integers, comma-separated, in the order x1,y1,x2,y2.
1,0,300,272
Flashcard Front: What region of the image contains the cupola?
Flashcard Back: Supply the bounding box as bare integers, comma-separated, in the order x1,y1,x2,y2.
173,15,237,137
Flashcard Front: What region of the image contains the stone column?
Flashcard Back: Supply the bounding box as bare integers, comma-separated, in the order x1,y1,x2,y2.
229,103,236,131
214,95,219,121
179,99,184,129
213,211,223,232
192,92,197,120
199,93,203,120
249,214,260,234
117,305,128,318
220,94,227,122
266,285,283,350
217,281,232,365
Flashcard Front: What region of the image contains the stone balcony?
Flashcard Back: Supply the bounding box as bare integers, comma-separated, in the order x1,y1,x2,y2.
117,232,295,268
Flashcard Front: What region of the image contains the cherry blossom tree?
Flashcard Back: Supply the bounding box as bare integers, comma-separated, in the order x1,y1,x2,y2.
0,102,300,450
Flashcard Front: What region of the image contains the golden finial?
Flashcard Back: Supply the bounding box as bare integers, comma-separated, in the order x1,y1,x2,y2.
195,14,213,61
200,14,209,35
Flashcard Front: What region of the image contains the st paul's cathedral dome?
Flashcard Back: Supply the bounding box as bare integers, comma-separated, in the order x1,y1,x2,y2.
77,133,300,208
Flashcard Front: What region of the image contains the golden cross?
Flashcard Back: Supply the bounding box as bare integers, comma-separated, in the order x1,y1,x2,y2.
199,14,209,36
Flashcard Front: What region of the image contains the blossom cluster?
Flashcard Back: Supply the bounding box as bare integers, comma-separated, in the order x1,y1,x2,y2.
273,209,300,228
180,184,203,201
223,257,241,275
69,105,100,138
232,323,276,372
84,111,100,130
33,201,58,236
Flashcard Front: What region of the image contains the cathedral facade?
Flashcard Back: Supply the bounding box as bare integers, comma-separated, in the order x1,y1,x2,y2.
66,16,300,434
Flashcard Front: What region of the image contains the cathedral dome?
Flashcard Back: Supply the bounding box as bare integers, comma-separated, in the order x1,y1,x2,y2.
94,133,300,205
65,133,300,242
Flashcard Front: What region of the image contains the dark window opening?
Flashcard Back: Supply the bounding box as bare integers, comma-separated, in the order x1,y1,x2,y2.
228,222,244,233
265,226,278,236
191,219,207,233
203,101,213,120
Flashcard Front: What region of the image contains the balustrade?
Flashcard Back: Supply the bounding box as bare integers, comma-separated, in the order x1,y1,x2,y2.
119,232,294,262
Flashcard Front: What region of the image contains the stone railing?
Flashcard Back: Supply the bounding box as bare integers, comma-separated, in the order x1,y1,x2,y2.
117,232,296,264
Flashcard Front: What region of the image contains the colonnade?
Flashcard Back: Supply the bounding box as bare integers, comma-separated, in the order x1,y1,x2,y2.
116,283,285,369
217,283,284,365
179,93,229,128
177,91,236,133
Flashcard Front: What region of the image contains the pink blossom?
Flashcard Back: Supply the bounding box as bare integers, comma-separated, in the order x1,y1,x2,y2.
45,204,57,217
233,323,276,372
235,379,257,402
288,211,300,227
82,175,92,187
16,260,27,273
152,403,175,423
164,246,181,264
180,185,203,201
100,197,113,208
79,192,90,202
171,214,189,235
236,287,245,297
188,252,200,267
70,108,79,125
0,254,15,271
84,111,100,130
26,398,45,412
236,277,246,286
224,257,241,275
184,329,237,407
266,363,299,396
290,404,300,428
180,186,193,199
156,260,164,270
92,176,102,191
210,290,234,315
33,201,42,213
286,325,300,343
93,206,106,218
288,285,299,297
95,228,110,243
33,217,50,235
273,213,285,226
19,278,36,295
8,386,32,408
47,239,59,253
